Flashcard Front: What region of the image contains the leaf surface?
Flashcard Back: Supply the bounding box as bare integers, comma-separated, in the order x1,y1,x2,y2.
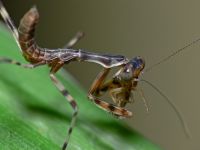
0,23,161,150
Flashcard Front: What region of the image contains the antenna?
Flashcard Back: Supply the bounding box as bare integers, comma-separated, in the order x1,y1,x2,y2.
145,37,200,72
141,79,191,138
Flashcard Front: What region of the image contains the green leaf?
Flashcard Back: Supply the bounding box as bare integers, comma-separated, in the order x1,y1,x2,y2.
0,23,161,150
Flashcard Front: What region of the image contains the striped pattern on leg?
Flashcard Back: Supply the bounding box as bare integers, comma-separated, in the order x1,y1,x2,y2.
88,94,132,118
0,57,45,68
49,73,78,150
0,57,22,66
0,0,21,51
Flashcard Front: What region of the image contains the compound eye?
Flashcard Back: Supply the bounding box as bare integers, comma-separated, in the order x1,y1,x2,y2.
135,57,145,70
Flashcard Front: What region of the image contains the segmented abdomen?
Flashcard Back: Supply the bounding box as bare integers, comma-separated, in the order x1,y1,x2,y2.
18,6,38,49
18,6,44,63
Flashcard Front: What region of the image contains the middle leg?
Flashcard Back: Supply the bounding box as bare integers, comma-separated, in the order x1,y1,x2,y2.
0,57,45,68
63,31,84,49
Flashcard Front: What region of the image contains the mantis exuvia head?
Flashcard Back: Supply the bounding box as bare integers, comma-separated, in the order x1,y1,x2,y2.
112,52,192,137
109,56,145,109
122,56,145,79
114,56,145,82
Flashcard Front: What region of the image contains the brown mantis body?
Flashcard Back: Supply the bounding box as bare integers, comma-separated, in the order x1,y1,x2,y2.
0,1,195,149
0,3,141,149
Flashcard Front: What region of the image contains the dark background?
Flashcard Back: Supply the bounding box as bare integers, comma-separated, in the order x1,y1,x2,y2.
1,0,200,149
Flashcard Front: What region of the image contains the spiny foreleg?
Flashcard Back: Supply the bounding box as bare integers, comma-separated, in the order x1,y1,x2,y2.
88,68,132,118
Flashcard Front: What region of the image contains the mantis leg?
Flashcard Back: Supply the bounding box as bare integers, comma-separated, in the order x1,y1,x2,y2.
88,68,132,118
49,61,78,150
0,57,45,68
63,31,84,48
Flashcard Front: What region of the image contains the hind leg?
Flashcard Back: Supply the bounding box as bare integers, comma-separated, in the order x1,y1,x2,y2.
0,1,21,51
49,61,78,150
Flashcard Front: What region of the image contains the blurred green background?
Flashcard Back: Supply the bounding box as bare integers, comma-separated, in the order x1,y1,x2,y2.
1,0,200,149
